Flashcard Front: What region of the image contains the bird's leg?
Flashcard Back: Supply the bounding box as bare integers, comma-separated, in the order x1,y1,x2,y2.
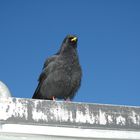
65,97,71,102
52,96,56,101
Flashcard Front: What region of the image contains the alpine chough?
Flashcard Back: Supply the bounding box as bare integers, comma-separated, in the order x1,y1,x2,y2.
32,35,82,100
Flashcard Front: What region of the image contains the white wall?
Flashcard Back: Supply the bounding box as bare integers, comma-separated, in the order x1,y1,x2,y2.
0,98,140,140
1,124,140,140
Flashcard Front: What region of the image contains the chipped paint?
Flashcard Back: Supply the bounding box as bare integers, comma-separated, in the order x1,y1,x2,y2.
75,106,96,124
116,116,126,125
0,97,140,130
0,98,27,120
69,111,74,122
129,111,140,125
107,115,113,124
50,105,69,122
75,110,87,123
99,110,107,125
32,110,48,121
31,100,48,121
130,111,137,124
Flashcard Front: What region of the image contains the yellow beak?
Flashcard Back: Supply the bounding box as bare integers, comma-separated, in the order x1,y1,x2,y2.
71,37,77,42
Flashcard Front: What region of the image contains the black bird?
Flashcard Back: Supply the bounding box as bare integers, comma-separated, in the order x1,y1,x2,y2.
32,35,82,100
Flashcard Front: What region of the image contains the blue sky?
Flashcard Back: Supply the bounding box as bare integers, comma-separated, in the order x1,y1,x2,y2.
0,0,140,106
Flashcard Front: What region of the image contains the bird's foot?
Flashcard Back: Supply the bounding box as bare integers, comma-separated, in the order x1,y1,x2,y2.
65,98,71,102
52,96,56,101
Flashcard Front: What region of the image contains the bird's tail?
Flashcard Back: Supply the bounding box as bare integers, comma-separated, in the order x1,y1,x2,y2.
32,83,53,100
32,82,42,99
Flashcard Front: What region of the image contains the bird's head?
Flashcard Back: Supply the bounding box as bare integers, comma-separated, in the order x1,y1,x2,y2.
62,35,78,48
56,35,78,55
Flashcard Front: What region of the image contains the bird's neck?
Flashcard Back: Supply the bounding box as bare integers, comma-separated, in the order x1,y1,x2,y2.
61,48,79,64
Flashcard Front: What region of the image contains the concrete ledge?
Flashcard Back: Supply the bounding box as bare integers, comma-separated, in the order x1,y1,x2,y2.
0,97,140,131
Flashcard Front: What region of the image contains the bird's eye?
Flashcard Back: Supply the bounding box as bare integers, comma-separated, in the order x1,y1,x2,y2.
70,37,77,42
69,37,73,41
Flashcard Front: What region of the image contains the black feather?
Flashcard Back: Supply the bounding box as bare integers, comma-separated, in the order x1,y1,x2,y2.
32,35,82,100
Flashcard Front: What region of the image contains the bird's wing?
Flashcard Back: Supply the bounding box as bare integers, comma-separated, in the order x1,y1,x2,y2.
42,55,58,70
68,65,82,100
38,55,58,81
32,55,58,99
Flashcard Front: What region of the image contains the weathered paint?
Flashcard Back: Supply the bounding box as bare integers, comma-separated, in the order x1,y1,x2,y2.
0,98,27,120
0,97,140,130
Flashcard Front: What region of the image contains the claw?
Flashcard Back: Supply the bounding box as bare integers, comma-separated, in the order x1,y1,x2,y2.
65,98,71,102
52,96,56,101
